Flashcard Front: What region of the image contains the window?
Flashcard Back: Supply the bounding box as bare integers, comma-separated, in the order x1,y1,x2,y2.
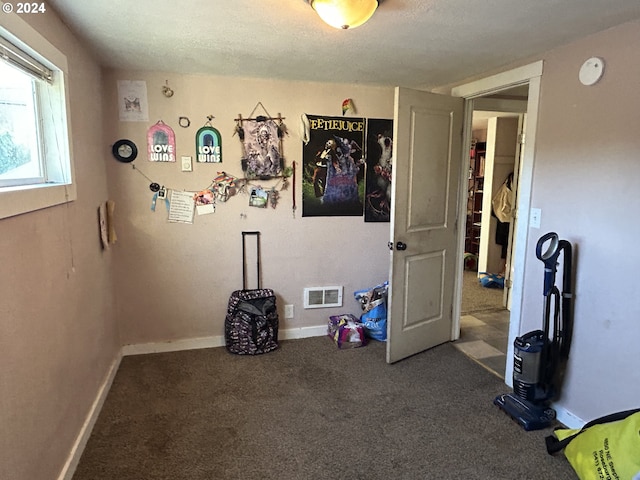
0,60,43,186
0,13,75,219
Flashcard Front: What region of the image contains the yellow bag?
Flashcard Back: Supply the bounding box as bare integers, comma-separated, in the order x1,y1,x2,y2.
545,409,640,480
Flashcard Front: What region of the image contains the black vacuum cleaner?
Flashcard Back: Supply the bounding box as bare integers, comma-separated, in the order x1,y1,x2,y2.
494,232,573,431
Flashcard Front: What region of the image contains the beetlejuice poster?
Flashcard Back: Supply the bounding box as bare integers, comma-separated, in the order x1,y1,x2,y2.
364,118,393,222
302,115,366,217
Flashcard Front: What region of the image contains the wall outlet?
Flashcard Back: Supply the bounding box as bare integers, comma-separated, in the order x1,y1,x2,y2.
284,304,294,319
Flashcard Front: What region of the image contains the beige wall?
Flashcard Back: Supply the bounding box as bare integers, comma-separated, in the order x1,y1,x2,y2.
3,7,639,480
520,19,640,421
479,117,518,274
0,9,119,480
103,71,393,346
451,19,640,424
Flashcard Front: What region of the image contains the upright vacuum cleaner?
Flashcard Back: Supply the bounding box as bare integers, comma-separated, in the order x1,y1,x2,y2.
494,232,573,431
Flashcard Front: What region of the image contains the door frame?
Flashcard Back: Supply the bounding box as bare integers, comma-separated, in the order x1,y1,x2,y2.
503,113,526,310
450,61,543,386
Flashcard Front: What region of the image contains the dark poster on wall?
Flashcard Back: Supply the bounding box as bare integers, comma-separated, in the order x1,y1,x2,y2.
364,118,393,222
302,115,365,217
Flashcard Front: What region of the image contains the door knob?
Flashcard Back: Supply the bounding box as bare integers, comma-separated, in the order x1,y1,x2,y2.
396,241,407,251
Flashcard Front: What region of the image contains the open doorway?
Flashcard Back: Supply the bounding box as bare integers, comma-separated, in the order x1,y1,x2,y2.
386,62,542,371
457,86,529,378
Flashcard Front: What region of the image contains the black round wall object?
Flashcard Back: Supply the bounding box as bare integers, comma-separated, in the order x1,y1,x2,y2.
112,139,138,163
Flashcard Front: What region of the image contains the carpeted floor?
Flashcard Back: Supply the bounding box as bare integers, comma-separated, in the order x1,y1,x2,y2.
461,269,504,314
72,337,577,480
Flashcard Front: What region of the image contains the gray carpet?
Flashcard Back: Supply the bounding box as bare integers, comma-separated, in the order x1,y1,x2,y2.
72,337,576,480
462,270,504,314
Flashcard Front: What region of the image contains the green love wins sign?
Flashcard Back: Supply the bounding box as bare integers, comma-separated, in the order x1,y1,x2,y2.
196,126,222,163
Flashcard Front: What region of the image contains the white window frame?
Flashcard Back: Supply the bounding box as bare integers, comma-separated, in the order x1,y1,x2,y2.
0,8,75,219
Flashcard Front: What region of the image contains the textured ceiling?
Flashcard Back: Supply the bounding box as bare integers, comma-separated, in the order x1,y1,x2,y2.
47,0,640,90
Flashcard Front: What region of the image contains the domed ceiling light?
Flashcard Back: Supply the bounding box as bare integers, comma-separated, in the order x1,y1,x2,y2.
307,0,379,30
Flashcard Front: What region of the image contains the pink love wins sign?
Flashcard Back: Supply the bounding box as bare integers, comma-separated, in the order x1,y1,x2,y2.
147,120,176,162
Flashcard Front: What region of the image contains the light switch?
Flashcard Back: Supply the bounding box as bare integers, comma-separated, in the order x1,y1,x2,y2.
530,208,541,229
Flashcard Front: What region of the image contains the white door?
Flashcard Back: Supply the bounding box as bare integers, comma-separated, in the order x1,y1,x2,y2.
387,87,464,364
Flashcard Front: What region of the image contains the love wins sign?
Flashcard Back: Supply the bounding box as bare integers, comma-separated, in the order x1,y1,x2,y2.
147,120,176,162
195,125,222,163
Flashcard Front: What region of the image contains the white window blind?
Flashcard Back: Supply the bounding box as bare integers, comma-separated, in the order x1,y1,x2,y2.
0,34,53,84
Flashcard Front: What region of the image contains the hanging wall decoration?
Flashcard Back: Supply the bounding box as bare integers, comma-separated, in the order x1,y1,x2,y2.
168,190,195,224
342,98,356,116
111,139,138,163
194,188,216,215
123,103,293,223
147,120,176,162
249,187,269,208
196,116,222,163
117,80,149,122
302,114,366,217
212,171,238,203
151,184,170,212
235,102,286,179
364,118,394,222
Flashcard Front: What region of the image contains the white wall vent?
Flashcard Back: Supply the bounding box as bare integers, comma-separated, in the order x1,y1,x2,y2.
303,286,343,309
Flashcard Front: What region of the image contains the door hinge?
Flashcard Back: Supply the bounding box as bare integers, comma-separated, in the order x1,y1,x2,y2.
518,133,526,145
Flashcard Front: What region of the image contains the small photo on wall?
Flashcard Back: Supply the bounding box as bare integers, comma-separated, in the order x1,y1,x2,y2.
194,189,215,206
249,187,269,208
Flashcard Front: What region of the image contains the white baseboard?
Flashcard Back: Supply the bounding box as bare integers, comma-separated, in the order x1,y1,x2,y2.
121,324,328,356
67,324,587,480
57,352,122,480
54,324,332,479
122,335,225,356
554,404,585,429
279,324,327,340
60,326,328,476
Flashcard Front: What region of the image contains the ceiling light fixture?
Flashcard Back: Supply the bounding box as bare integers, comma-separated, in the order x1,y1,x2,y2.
307,0,379,30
